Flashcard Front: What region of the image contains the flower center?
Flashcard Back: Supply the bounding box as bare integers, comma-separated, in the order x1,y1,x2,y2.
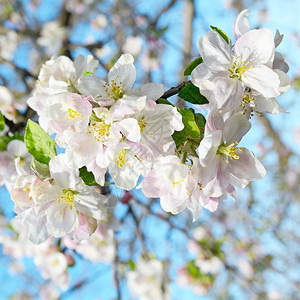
241,91,256,116
103,77,124,101
87,121,111,143
114,149,129,168
67,108,83,119
138,117,147,132
58,189,75,210
228,58,252,80
172,179,185,187
217,141,242,163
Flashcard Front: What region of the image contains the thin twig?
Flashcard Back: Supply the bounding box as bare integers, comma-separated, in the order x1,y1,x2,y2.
160,80,191,99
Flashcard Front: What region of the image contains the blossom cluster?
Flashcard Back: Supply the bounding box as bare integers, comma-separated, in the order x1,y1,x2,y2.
0,9,289,247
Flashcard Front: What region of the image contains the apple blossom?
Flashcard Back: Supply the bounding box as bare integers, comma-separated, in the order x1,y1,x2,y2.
127,259,169,300
191,28,280,112
198,109,266,197
77,53,164,118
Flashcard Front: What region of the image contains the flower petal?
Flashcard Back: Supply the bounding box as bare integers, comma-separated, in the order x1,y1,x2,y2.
223,112,251,144
234,28,275,65
198,31,232,71
233,8,251,39
228,148,266,182
243,65,280,98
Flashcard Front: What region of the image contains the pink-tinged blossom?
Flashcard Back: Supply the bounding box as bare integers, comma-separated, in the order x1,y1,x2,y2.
191,28,280,113
0,140,32,190
19,153,109,243
63,223,115,263
140,155,198,218
198,109,266,197
128,259,169,300
97,142,151,190
45,92,92,139
28,55,98,134
77,53,164,118
233,9,251,40
231,10,290,116
132,103,184,156
177,267,209,296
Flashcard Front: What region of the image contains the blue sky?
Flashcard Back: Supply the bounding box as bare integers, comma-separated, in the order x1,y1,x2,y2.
1,0,300,299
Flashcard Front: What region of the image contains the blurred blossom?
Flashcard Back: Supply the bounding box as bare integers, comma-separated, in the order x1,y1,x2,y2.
91,14,108,29
9,260,25,275
0,30,18,61
285,167,299,188
236,258,254,280
11,292,34,300
195,256,223,275
65,0,94,14
141,50,160,71
187,240,200,254
258,9,268,23
128,259,169,300
293,126,300,144
135,15,147,28
192,227,207,241
177,268,208,296
63,224,115,263
267,290,284,300
37,22,68,56
94,44,111,59
122,36,143,57
40,283,60,300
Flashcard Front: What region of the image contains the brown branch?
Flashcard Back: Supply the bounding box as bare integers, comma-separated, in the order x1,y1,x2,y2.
160,80,191,99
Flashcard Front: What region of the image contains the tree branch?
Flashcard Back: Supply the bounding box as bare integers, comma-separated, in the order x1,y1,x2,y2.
160,80,191,99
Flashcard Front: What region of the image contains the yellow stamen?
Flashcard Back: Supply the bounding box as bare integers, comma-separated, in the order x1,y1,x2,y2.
67,108,83,119
228,58,253,80
57,189,75,210
172,179,184,187
103,77,124,101
217,141,243,163
138,117,147,132
114,149,130,168
87,121,111,143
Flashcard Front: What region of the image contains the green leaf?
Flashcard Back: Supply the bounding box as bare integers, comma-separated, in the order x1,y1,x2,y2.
187,261,201,278
79,166,100,186
83,70,94,77
30,158,51,180
127,260,135,271
24,120,57,164
210,25,230,44
0,133,23,151
184,57,203,76
0,112,5,132
178,83,208,105
172,109,201,147
195,113,206,137
156,98,174,106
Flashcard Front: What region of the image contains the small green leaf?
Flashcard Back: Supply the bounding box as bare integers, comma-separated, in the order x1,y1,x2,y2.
24,120,57,164
195,113,206,138
0,133,23,151
31,158,51,180
187,261,201,278
83,70,94,77
184,57,203,76
127,260,135,270
156,98,174,106
172,109,201,147
178,83,208,105
0,112,5,132
210,25,230,44
79,166,100,186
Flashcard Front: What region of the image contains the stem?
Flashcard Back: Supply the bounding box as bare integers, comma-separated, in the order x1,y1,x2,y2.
160,80,191,99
